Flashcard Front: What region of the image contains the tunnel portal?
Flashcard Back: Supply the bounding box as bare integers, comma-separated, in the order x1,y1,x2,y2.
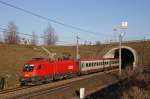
103,46,137,69
114,48,134,69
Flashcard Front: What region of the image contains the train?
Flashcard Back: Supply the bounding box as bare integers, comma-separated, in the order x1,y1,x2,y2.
20,58,119,85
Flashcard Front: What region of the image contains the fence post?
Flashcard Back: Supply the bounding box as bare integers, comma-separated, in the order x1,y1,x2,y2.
0,77,5,90
80,88,85,99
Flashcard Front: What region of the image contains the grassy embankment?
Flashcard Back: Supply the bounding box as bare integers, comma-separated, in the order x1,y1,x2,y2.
0,40,150,88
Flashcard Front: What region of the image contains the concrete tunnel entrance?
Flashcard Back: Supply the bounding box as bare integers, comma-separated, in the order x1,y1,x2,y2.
114,48,134,69
103,46,138,69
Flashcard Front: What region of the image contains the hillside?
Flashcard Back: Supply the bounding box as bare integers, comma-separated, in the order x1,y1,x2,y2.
0,44,108,88
0,40,150,88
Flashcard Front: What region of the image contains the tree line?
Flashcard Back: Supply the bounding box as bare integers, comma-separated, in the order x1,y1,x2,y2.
1,21,58,45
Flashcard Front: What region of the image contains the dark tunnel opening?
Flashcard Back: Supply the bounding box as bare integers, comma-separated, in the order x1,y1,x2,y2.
114,48,134,69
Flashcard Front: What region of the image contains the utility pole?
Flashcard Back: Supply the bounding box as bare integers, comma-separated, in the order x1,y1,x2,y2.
119,21,128,76
119,34,122,76
142,36,145,67
113,28,117,42
76,35,80,60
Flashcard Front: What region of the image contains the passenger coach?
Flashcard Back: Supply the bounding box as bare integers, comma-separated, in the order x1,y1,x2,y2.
80,58,119,74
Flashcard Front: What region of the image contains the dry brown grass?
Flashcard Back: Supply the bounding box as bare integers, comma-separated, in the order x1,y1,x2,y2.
121,71,150,99
121,86,149,99
0,40,150,88
0,44,108,88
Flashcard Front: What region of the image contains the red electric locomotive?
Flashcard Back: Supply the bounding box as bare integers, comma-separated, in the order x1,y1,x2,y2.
20,59,80,85
20,57,119,85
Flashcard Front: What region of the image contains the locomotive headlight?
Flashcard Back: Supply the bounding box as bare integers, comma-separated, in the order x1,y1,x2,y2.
24,74,29,77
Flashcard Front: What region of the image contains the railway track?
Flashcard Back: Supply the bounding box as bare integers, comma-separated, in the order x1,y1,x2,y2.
143,65,150,73
14,69,121,99
0,69,121,99
0,86,31,94
18,83,74,99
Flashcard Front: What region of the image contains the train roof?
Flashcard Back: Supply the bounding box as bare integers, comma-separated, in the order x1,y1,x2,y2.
23,58,118,65
79,58,118,61
25,59,76,64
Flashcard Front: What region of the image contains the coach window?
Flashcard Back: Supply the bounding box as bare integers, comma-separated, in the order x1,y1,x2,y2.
92,63,94,67
37,65,42,70
82,63,84,67
86,63,88,67
89,63,91,67
100,62,102,65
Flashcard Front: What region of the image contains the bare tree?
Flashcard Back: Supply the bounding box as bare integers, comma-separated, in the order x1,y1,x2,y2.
31,32,38,45
43,24,58,45
0,33,2,43
3,21,20,44
84,41,87,46
95,41,101,45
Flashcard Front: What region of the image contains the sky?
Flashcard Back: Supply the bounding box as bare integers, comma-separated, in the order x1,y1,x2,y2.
0,0,150,45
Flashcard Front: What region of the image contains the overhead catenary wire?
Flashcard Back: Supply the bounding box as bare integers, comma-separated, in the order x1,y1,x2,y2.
0,27,33,36
0,26,101,54
0,0,107,36
0,25,109,50
0,27,95,45
0,27,77,45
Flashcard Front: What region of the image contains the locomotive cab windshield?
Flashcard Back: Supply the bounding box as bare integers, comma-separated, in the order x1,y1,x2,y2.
23,64,34,72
